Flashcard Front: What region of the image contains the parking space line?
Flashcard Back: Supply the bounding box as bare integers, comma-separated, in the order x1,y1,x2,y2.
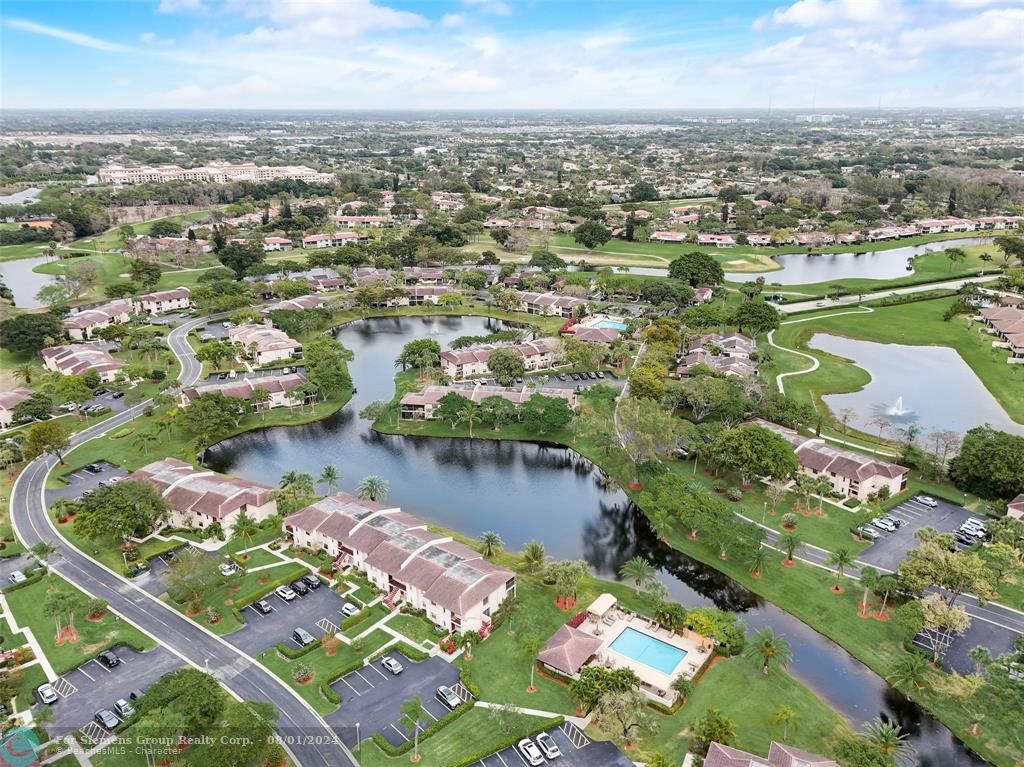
389,723,409,742
339,677,362,696
76,666,95,682
352,669,375,689
91,659,112,674
494,751,509,767
421,707,438,721
509,747,527,766
367,663,388,681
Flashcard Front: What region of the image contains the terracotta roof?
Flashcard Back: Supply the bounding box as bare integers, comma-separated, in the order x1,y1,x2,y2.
538,625,603,676
0,388,32,411
702,741,838,767
129,457,273,520
41,345,125,377
62,300,132,330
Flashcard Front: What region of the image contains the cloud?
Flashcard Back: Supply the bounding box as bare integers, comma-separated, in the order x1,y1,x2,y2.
442,13,465,28
4,18,132,52
581,32,631,51
234,0,427,32
762,0,897,27
158,0,204,12
462,0,512,16
902,8,1024,51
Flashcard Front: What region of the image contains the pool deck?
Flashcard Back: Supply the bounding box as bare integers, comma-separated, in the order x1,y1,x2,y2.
579,609,711,704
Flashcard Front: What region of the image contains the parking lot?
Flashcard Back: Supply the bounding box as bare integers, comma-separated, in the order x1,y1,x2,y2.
921,616,1020,676
474,723,633,767
226,582,358,655
858,496,981,572
326,651,463,747
47,461,128,503
134,544,209,596
0,553,31,585
44,646,183,737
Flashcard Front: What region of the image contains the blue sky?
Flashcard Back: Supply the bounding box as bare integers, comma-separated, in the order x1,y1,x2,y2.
2,0,1022,109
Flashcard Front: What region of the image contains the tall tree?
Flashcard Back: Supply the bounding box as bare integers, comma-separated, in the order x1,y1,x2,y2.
744,627,793,675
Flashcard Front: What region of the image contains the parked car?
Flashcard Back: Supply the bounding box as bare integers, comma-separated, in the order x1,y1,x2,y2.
290,579,309,595
92,388,108,396
7,570,26,584
291,628,316,646
872,518,896,532
380,656,404,675
84,463,103,474
128,689,145,702
857,525,880,540
517,738,545,766
275,586,296,601
535,732,562,759
595,371,605,379
587,371,598,380
35,684,58,705
915,495,938,508
254,600,273,615
97,650,120,668
341,602,361,618
882,515,903,528
435,685,462,711
219,562,239,577
301,574,321,590
113,698,136,720
111,391,125,400
94,709,120,730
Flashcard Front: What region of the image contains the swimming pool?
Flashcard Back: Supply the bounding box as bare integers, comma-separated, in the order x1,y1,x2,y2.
608,627,687,675
592,320,628,331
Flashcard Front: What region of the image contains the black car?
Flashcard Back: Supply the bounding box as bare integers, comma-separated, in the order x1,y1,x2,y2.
290,579,309,595
111,391,125,400
218,373,228,380
84,464,103,474
569,373,580,381
128,688,145,702
92,388,108,396
97,650,120,668
301,574,321,590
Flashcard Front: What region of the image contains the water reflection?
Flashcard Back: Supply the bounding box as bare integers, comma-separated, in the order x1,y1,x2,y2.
0,255,58,308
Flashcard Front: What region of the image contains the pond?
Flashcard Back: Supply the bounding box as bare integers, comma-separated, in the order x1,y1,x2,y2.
0,255,58,308
809,333,1024,437
206,315,987,766
727,237,993,286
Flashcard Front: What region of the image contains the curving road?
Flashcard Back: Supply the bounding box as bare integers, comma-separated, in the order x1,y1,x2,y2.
10,315,358,767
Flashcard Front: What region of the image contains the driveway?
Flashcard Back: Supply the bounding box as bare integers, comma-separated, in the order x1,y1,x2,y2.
0,554,31,584
43,646,183,737
46,461,127,503
326,651,462,747
857,496,979,572
226,583,358,654
477,724,633,767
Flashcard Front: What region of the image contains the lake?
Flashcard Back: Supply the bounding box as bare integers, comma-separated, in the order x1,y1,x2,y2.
206,315,988,765
0,255,57,308
809,333,1024,437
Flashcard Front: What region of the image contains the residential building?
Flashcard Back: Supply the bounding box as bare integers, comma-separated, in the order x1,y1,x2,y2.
675,333,757,378
439,340,554,379
180,372,308,410
265,295,327,312
263,237,293,251
400,384,576,420
515,291,588,317
62,299,133,341
128,457,277,531
406,285,455,306
978,306,1024,363
696,233,736,248
702,741,838,767
1007,494,1024,521
752,419,909,500
98,162,334,185
0,388,33,429
41,345,125,382
228,324,302,365
570,326,620,343
691,287,714,304
284,493,516,633
650,231,687,243
135,287,192,315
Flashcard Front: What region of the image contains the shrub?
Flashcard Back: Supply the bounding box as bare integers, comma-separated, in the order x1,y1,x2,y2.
567,612,586,629
725,487,743,502
86,598,107,619
292,664,313,684
780,512,798,529
276,638,322,660
712,480,728,493
320,680,340,705
340,607,370,631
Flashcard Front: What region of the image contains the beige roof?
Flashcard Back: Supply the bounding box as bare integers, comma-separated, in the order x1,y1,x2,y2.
129,457,273,520
538,625,603,676
0,388,32,411
587,592,617,618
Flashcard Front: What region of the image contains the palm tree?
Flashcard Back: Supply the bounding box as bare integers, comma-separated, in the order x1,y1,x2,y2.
250,388,272,419
279,471,314,499
889,653,929,689
479,531,503,559
813,476,832,514
521,540,547,573
399,696,426,762
357,475,389,503
747,546,767,577
231,510,260,559
13,367,34,385
318,464,340,494
519,633,541,693
457,630,480,660
619,555,656,595
744,627,793,675
132,432,158,457
772,704,797,740
825,546,854,591
455,402,483,439
860,718,916,766
779,531,803,564
765,481,787,515
967,645,991,676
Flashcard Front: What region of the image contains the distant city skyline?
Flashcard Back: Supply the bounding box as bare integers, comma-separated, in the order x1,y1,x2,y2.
2,0,1023,110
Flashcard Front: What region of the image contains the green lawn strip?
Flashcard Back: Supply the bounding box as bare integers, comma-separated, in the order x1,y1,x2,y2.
354,706,555,767
5,575,155,675
223,524,283,555
769,297,1024,426
233,547,285,569
1,628,29,653
14,663,48,712
259,629,392,715
388,613,441,646
338,573,378,606
45,754,80,767
602,654,850,764
342,603,391,639
167,562,309,636
0,242,52,261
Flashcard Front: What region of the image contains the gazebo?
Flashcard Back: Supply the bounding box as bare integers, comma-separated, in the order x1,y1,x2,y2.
587,593,617,622
538,625,604,677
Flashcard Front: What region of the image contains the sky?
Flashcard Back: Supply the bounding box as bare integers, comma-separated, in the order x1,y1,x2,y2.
1,0,1023,110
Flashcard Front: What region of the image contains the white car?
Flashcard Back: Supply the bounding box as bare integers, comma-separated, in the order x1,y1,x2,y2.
7,570,26,584
275,585,296,601
380,656,404,675
535,732,561,759
219,563,239,577
915,495,939,508
35,684,58,705
517,738,545,766
872,518,896,533
341,602,361,618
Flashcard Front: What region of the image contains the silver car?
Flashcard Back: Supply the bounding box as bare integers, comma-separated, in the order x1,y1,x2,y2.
535,732,561,759
381,656,404,675
517,738,545,766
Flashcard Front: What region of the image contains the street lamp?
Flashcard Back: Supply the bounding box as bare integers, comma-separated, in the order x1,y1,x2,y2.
762,500,767,525
356,723,361,754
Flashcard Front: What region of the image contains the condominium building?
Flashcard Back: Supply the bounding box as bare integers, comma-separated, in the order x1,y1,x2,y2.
98,162,335,185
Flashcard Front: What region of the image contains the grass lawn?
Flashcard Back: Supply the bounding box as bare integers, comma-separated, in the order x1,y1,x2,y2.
234,547,286,569
46,754,81,767
603,654,849,764
167,562,309,636
223,525,283,555
339,573,378,606
259,628,392,715
767,297,1024,428
355,705,549,767
14,663,48,712
5,574,155,675
388,613,440,646
342,603,390,639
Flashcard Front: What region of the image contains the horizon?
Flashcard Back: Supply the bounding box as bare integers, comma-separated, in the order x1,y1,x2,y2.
2,0,1023,110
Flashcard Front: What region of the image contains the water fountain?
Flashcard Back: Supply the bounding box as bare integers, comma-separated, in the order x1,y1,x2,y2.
886,396,910,417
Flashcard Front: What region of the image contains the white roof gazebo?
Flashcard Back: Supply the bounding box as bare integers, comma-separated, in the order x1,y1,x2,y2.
587,593,617,620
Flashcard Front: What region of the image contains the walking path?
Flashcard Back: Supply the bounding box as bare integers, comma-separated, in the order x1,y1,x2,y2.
778,274,997,314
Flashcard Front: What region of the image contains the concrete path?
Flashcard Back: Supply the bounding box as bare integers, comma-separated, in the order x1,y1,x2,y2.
778,274,997,314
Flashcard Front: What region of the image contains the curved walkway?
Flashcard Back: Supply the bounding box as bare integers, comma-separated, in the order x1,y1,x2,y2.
768,306,874,395
10,315,358,767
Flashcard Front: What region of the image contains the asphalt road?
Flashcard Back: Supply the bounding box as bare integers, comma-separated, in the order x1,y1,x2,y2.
10,314,359,767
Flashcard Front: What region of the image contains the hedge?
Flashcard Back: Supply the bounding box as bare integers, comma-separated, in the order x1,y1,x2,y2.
227,567,309,626
367,642,429,664
2,567,48,594
340,607,371,632
446,716,565,767
320,679,341,705
370,701,474,757
275,637,323,660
